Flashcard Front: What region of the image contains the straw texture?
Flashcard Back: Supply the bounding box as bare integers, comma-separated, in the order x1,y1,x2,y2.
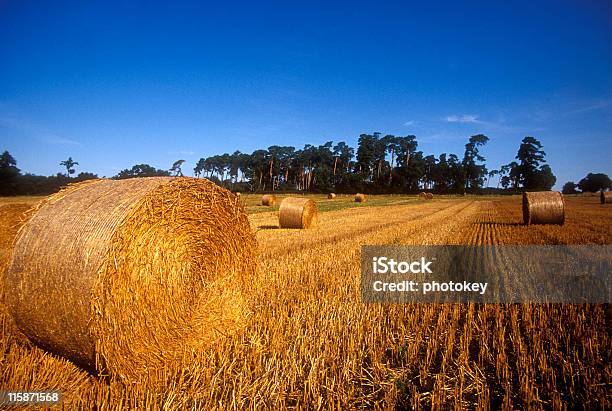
6,177,256,381
278,197,318,229
522,191,565,225
601,191,611,204
261,194,277,206
327,193,336,199
354,194,366,203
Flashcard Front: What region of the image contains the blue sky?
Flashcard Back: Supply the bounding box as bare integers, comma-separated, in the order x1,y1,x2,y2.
1,0,611,187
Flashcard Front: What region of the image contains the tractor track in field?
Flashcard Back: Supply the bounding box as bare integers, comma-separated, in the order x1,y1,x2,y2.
254,200,479,261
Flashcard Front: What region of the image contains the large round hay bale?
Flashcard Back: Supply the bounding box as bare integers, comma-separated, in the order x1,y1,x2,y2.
327,193,336,199
279,197,318,229
261,194,277,206
5,177,256,382
601,190,611,204
522,191,565,225
355,193,366,203
425,192,434,200
418,192,426,199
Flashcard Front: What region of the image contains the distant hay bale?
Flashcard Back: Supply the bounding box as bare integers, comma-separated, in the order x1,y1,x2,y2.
279,197,318,229
425,193,434,200
355,193,366,203
418,192,426,199
601,191,611,204
5,177,256,382
261,194,277,206
327,193,336,199
235,192,241,197
522,191,565,225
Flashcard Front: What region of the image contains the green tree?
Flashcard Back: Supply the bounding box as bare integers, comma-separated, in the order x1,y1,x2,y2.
509,137,557,190
114,164,170,179
0,151,21,196
578,173,611,192
170,159,186,176
461,134,489,192
531,164,556,190
194,158,206,177
515,137,546,189
60,157,79,176
356,133,378,180
562,181,579,194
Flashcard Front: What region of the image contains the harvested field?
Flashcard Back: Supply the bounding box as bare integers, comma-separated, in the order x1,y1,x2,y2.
0,194,610,409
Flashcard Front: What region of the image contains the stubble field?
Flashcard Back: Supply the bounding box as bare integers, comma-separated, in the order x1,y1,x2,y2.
0,193,610,409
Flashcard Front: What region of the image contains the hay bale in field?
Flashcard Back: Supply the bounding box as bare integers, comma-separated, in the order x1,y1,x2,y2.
279,197,318,229
355,193,366,203
261,194,277,206
235,192,241,197
418,192,426,199
601,190,611,204
425,192,434,200
327,193,336,199
522,191,565,225
5,177,256,382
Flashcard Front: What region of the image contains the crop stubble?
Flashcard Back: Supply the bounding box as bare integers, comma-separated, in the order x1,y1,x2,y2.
0,195,609,409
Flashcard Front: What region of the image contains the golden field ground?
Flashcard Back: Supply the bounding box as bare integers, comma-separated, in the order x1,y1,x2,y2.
0,193,610,409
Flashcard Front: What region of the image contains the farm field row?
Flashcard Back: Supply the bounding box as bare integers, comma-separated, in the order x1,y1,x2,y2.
0,194,609,409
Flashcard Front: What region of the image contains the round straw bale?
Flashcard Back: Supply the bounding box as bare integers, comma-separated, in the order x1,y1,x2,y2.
279,197,318,229
418,192,426,199
235,192,241,197
327,193,336,199
522,191,565,225
425,192,434,200
601,190,611,204
5,177,256,382
355,193,366,203
261,194,277,206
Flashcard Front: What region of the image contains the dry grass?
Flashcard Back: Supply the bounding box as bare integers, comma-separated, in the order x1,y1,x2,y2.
0,194,610,409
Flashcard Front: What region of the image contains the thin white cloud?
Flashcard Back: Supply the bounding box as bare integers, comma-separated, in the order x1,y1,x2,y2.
443,113,543,133
45,137,83,146
567,100,610,115
169,150,195,156
403,120,415,127
445,114,482,124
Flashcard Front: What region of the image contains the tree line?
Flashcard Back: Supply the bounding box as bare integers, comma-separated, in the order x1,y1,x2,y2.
174,133,558,194
2,133,609,196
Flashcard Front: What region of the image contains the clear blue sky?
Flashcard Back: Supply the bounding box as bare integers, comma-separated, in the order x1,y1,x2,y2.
1,0,611,187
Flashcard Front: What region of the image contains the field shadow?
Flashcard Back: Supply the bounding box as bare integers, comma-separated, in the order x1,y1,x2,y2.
258,225,280,230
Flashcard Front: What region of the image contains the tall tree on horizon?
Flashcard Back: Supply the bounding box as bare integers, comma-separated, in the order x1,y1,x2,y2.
0,150,21,195
509,136,556,190
60,157,79,176
170,159,186,176
461,134,489,192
